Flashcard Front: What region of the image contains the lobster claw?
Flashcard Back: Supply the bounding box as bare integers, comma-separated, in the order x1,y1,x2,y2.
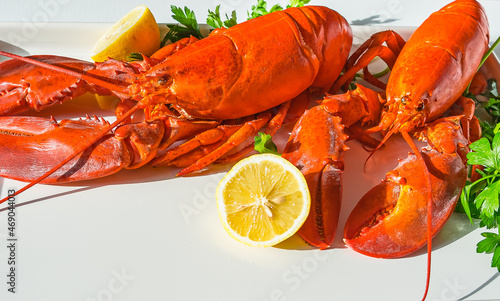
0,116,167,183
282,105,348,249
0,113,232,183
0,56,97,115
281,85,382,249
0,55,140,116
0,116,132,183
343,116,469,258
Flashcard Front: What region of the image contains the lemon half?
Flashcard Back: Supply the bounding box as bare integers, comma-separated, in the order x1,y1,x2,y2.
91,5,160,62
216,154,310,247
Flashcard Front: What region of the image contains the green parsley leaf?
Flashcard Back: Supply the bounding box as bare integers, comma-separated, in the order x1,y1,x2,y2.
207,6,223,29
170,6,201,34
461,65,500,272
286,0,311,8
223,11,238,28
160,24,177,47
481,80,500,125
476,232,500,271
463,133,500,225
161,6,203,47
247,0,283,20
477,232,500,253
459,182,474,222
493,244,500,271
467,136,500,170
207,5,237,29
254,132,280,155
475,179,500,219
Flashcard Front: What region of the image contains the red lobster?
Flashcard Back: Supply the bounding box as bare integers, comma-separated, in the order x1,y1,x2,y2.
0,6,352,191
282,0,489,299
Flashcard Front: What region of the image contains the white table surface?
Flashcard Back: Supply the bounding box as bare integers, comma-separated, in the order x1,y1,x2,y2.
0,1,499,301
0,0,498,40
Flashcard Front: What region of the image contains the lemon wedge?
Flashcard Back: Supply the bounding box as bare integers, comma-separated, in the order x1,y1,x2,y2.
216,154,310,247
95,95,120,111
91,5,160,62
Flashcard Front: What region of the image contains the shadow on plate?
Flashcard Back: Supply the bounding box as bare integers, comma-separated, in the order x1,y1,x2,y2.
350,15,399,26
0,186,92,212
274,211,477,253
0,158,234,211
459,271,500,300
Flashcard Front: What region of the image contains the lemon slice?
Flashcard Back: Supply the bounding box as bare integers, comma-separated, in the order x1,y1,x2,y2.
216,154,310,247
91,5,160,62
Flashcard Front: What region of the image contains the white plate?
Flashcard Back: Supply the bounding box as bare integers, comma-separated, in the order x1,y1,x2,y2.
0,23,499,301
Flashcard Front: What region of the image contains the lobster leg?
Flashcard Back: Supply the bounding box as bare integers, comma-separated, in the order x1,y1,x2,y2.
454,96,476,141
157,95,298,173
330,30,406,92
152,125,243,167
153,111,274,176
215,97,297,165
343,116,469,257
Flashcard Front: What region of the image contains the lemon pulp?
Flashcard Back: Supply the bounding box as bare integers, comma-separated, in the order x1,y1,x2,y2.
216,154,310,247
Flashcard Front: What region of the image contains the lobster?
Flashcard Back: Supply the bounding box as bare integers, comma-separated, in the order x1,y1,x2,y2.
0,6,352,191
0,1,491,300
281,0,489,299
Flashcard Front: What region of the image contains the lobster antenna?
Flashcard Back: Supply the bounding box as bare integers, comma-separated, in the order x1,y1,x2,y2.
0,51,129,94
0,104,142,206
362,124,398,170
401,131,433,301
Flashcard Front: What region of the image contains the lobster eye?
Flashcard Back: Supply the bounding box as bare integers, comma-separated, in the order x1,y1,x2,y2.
401,96,407,105
156,75,172,87
417,102,425,111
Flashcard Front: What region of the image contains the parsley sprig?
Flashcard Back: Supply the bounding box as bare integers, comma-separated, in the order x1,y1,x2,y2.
460,131,500,225
459,130,500,271
161,6,203,47
459,123,500,271
287,0,311,8
163,0,311,43
478,79,500,141
254,132,280,155
247,0,284,20
207,5,238,29
458,37,500,272
247,0,310,20
477,231,500,270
